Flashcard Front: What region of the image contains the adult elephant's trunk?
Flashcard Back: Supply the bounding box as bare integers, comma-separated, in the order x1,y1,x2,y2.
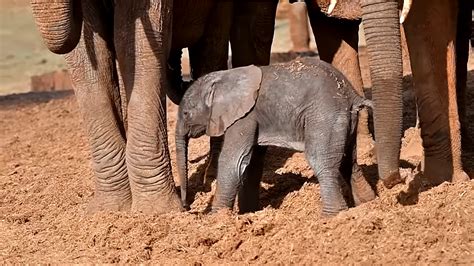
175,122,189,209
360,0,403,188
31,0,82,54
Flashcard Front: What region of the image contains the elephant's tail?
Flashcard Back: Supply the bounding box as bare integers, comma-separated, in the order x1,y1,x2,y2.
352,94,373,112
349,95,372,141
359,98,373,110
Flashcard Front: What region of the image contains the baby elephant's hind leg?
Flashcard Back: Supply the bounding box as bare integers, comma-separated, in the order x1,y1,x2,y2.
238,146,267,213
305,119,349,216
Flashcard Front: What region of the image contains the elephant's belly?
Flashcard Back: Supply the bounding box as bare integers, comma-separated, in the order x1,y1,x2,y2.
257,135,305,152
172,0,215,49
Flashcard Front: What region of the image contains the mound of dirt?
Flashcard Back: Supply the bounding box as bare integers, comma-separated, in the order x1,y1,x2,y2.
1,86,473,263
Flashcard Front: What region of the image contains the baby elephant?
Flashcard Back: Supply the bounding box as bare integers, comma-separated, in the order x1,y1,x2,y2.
175,57,376,216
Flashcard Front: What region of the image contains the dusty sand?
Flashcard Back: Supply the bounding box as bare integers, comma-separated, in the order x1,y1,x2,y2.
1,0,473,263
1,49,474,263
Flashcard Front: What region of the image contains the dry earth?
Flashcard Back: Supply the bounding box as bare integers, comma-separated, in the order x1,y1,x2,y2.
1,50,474,263
1,0,474,263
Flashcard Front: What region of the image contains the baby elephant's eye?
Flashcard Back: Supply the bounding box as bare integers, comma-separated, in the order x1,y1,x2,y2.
183,111,190,117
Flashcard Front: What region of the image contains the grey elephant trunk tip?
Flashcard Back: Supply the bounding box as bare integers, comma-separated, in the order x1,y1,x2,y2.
31,0,83,55
181,199,190,211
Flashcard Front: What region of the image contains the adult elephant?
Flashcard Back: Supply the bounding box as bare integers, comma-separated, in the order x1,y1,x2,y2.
290,0,471,190
30,0,278,214
402,0,471,183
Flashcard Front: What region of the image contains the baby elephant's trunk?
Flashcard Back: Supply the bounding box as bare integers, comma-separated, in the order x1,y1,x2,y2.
175,127,190,210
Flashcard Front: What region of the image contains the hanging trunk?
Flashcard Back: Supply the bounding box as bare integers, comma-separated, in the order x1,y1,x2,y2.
175,123,190,209
360,0,403,188
31,0,82,54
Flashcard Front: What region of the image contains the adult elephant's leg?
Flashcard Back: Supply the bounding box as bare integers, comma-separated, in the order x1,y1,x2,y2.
166,49,186,105
188,1,233,185
227,0,277,194
188,2,232,78
114,0,182,213
230,0,278,67
289,2,312,53
306,9,363,98
404,0,469,184
456,0,473,154
306,8,371,165
65,1,131,213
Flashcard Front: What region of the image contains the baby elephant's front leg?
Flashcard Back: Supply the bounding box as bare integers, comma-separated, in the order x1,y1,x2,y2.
212,118,258,211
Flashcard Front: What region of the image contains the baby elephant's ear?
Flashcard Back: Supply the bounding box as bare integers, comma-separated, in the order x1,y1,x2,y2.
206,65,262,136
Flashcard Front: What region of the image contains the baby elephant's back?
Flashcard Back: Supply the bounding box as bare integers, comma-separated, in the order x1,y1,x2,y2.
258,57,356,111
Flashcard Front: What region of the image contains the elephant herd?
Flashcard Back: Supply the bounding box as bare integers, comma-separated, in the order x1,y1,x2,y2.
30,0,472,215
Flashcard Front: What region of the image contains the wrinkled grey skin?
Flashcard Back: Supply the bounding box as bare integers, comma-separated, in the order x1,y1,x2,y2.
286,0,405,189
176,57,376,216
30,0,278,214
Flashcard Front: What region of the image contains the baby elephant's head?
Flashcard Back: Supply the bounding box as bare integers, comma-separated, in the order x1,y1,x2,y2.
177,78,210,139
174,65,262,209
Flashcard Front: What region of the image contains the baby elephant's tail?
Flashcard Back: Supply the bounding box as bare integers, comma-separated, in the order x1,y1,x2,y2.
359,98,373,110
349,95,372,138
352,95,373,112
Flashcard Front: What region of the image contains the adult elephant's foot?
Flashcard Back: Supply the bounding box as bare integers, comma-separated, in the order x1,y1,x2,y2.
351,171,376,206
452,170,470,183
86,190,132,214
131,191,183,214
423,156,470,185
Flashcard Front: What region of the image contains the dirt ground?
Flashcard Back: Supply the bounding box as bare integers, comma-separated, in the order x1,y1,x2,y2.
1,48,474,263
0,0,66,95
1,0,474,263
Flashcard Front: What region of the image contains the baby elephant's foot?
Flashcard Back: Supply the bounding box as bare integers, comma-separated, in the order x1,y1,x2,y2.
351,172,376,206
321,206,348,218
86,189,132,214
209,204,233,215
317,177,349,217
320,197,348,217
208,207,233,218
211,194,235,214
